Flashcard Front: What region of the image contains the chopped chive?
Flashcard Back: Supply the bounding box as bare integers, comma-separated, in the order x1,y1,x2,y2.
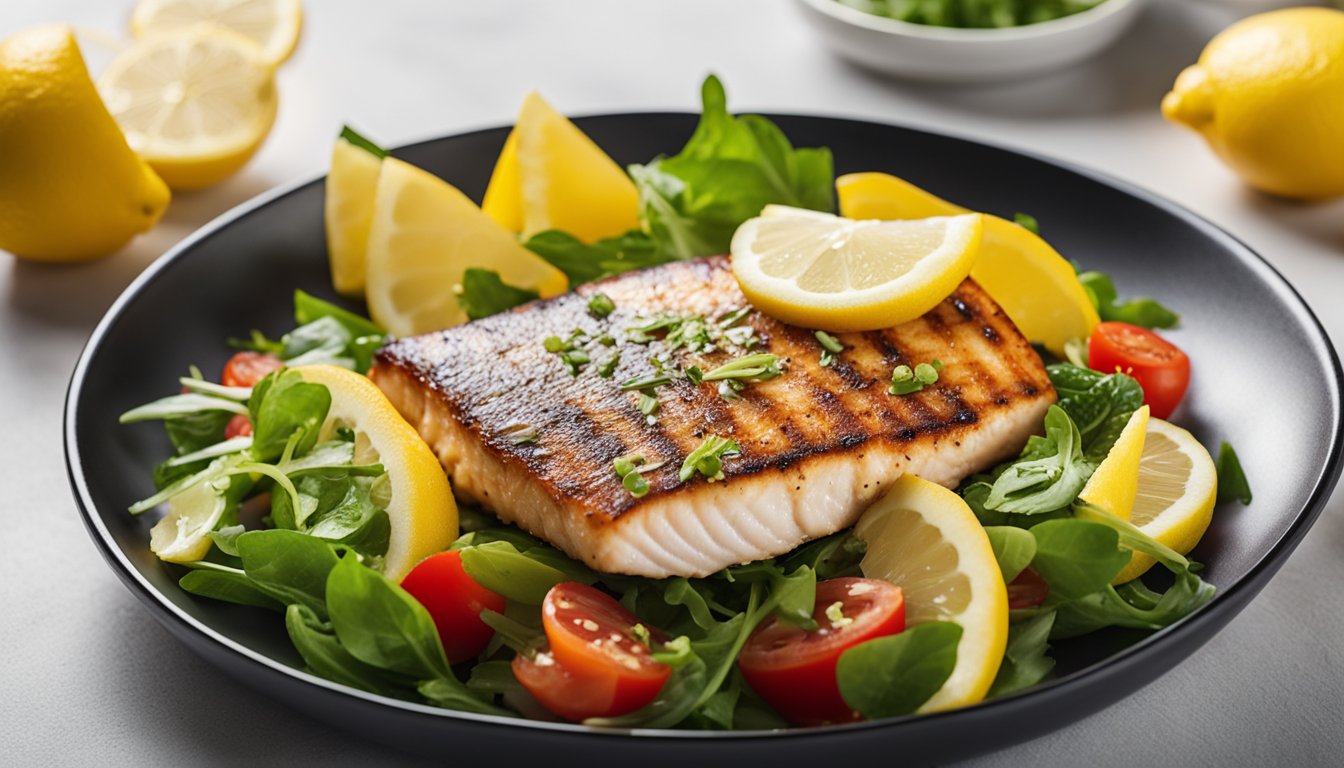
638,393,660,424
892,365,914,382
620,374,675,391
679,435,740,483
719,306,751,328
914,363,939,385
506,426,539,446
701,353,782,382
623,472,650,497
598,335,616,347
815,330,844,354
543,336,566,353
587,293,616,318
685,366,704,385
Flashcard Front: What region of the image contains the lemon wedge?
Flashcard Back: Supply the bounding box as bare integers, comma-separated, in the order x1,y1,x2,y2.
98,27,277,191
855,474,1009,714
364,157,568,337
130,0,304,66
149,464,234,563
0,25,170,261
1078,405,1150,521
325,135,384,297
295,365,457,581
482,91,640,242
836,172,1098,356
729,205,982,332
1108,418,1217,584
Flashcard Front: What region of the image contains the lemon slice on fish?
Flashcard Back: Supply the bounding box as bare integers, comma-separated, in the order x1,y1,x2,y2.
855,474,1008,713
730,205,982,332
295,365,458,580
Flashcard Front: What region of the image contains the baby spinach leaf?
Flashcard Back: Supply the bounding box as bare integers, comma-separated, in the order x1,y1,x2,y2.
237,529,340,618
769,565,817,630
522,229,672,286
179,568,283,611
988,610,1056,698
985,526,1036,582
286,604,408,698
629,75,834,260
326,555,453,680
208,524,247,557
1078,271,1179,330
164,409,234,455
248,369,331,463
1046,363,1145,461
837,622,963,718
984,405,1092,515
417,678,506,715
458,268,539,320
1028,519,1131,600
1216,441,1252,505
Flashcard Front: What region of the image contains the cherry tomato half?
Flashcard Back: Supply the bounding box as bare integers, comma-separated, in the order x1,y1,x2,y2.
1007,567,1050,610
1087,321,1190,419
221,351,284,388
224,413,254,439
513,582,670,722
400,550,506,664
738,577,906,726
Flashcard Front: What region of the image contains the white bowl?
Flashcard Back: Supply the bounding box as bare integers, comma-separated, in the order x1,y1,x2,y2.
793,0,1148,83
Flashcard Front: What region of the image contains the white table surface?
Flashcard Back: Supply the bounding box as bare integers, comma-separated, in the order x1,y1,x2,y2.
4,1,1343,765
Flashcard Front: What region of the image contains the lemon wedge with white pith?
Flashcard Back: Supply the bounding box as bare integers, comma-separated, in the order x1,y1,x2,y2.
856,474,1008,714
730,206,982,332
130,0,304,67
295,365,457,581
836,172,1097,356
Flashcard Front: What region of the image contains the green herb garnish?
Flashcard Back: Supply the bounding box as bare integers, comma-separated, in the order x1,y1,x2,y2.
679,435,740,483
1013,212,1040,235
459,269,538,321
587,292,616,318
815,330,844,367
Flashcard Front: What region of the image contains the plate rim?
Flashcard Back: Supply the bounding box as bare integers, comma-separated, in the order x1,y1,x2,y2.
63,110,1344,741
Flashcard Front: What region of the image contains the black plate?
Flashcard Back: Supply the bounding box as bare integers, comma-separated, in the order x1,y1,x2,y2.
65,113,1343,765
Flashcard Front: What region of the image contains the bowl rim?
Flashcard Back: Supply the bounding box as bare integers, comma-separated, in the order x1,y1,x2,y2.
796,0,1140,42
64,110,1344,741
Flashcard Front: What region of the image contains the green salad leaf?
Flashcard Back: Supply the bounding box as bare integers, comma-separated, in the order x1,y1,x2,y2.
1027,519,1130,600
1078,270,1180,330
984,526,1036,583
836,622,962,718
1216,441,1252,505
247,369,331,463
1047,363,1145,462
458,268,539,321
523,229,672,285
983,405,1091,515
988,610,1056,698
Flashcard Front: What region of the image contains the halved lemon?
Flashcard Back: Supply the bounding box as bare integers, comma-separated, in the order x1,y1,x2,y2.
855,474,1009,713
98,27,277,190
730,205,982,332
1109,418,1217,584
836,172,1098,356
482,91,640,242
364,157,568,337
325,136,383,297
1078,405,1151,521
295,365,457,580
130,0,303,66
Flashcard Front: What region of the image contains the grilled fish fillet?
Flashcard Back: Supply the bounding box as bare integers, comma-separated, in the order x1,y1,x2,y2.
371,256,1054,578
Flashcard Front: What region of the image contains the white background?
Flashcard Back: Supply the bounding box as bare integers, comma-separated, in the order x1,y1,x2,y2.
3,1,1342,765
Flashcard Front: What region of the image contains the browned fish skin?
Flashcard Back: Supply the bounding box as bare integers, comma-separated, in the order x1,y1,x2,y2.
372,255,1055,577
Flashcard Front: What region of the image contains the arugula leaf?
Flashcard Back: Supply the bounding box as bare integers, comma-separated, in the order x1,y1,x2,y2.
988,610,1056,698
458,268,539,320
275,472,391,558
1078,271,1179,330
1050,570,1215,639
628,75,834,260
836,622,963,718
522,229,673,285
984,405,1092,515
339,125,389,159
985,526,1036,582
1047,363,1145,462
1028,519,1130,600
232,291,384,372
777,529,866,580
247,369,331,463
179,567,283,611
286,603,408,697
768,565,818,630
1216,441,1252,505
237,529,340,618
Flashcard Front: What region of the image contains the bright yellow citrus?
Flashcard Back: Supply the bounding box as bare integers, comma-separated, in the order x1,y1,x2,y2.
1109,418,1218,584
836,172,1098,357
98,27,278,191
364,157,568,337
0,25,170,261
295,364,457,581
325,137,383,297
130,0,304,66
1162,8,1344,200
730,205,982,332
1078,405,1150,522
482,91,640,242
855,474,1009,714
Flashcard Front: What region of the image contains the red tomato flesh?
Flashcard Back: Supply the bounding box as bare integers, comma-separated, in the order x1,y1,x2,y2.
1087,321,1190,419
514,582,670,722
400,550,506,664
738,577,906,726
224,413,254,439
1007,567,1050,610
221,351,284,388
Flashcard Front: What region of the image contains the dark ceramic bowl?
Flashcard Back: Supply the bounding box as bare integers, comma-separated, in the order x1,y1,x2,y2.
65,113,1343,765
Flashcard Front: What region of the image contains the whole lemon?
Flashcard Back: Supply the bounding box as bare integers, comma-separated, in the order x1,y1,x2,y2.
1162,8,1344,201
0,25,170,262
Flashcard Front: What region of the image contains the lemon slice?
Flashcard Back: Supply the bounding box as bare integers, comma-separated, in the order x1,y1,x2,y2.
729,205,982,332
1109,418,1217,584
325,136,384,297
98,27,277,191
836,172,1098,356
1078,405,1151,521
482,91,640,242
855,474,1009,713
295,365,457,580
364,157,568,337
130,0,303,66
